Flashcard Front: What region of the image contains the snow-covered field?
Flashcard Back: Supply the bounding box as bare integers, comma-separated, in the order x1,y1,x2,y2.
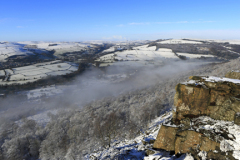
95,43,222,68
0,61,78,86
133,45,156,51
208,40,240,45
177,53,215,59
17,41,90,56
101,47,115,53
0,42,33,62
96,45,179,67
0,41,88,62
184,39,240,45
95,53,115,62
158,39,203,44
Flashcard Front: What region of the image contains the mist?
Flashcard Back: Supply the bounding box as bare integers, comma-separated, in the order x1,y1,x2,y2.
0,59,212,125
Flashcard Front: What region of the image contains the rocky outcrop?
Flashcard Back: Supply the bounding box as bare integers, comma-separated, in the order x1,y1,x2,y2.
175,130,220,154
153,75,240,159
153,125,220,154
235,112,240,125
153,125,178,151
173,76,240,124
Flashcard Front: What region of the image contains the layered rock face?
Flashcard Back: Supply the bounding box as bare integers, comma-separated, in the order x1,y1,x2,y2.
174,76,240,124
153,76,240,159
153,125,220,154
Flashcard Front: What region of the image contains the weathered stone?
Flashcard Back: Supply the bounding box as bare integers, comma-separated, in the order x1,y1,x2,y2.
204,81,216,88
210,89,227,106
145,149,157,156
154,76,240,157
199,136,220,151
234,112,240,125
180,118,191,130
207,151,236,160
229,83,240,97
142,139,155,145
230,97,240,113
189,76,202,80
175,130,201,154
175,130,220,154
225,71,240,80
149,139,155,144
153,125,178,151
214,82,231,94
142,140,147,145
174,77,240,123
174,84,210,121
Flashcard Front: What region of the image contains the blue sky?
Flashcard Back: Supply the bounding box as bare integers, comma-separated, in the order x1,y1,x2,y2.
0,0,239,41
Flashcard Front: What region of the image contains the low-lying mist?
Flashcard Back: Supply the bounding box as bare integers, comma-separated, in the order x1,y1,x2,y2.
0,59,212,125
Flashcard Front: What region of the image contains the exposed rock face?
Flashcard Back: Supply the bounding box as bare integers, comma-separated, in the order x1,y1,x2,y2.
235,112,240,125
153,125,220,154
174,76,240,124
153,125,177,151
153,76,240,159
175,130,219,154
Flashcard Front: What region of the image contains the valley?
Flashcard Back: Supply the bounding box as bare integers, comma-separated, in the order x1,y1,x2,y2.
0,38,240,160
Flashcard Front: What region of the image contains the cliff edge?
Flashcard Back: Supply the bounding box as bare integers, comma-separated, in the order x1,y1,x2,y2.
154,73,240,160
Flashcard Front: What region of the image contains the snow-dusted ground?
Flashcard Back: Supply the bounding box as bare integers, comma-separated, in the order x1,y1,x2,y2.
222,46,240,55
202,76,240,84
17,41,88,50
86,112,195,160
177,53,215,59
96,45,179,67
0,42,33,62
0,61,78,86
95,53,115,62
95,43,222,68
184,38,240,45
209,40,240,45
0,41,88,62
101,47,116,53
17,41,89,56
191,116,240,160
157,39,203,44
86,110,240,160
96,43,222,66
133,45,156,51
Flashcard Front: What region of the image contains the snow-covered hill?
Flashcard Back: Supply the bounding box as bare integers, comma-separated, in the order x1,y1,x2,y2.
0,60,78,86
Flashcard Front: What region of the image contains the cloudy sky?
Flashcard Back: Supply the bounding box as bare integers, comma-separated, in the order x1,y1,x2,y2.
0,0,239,41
